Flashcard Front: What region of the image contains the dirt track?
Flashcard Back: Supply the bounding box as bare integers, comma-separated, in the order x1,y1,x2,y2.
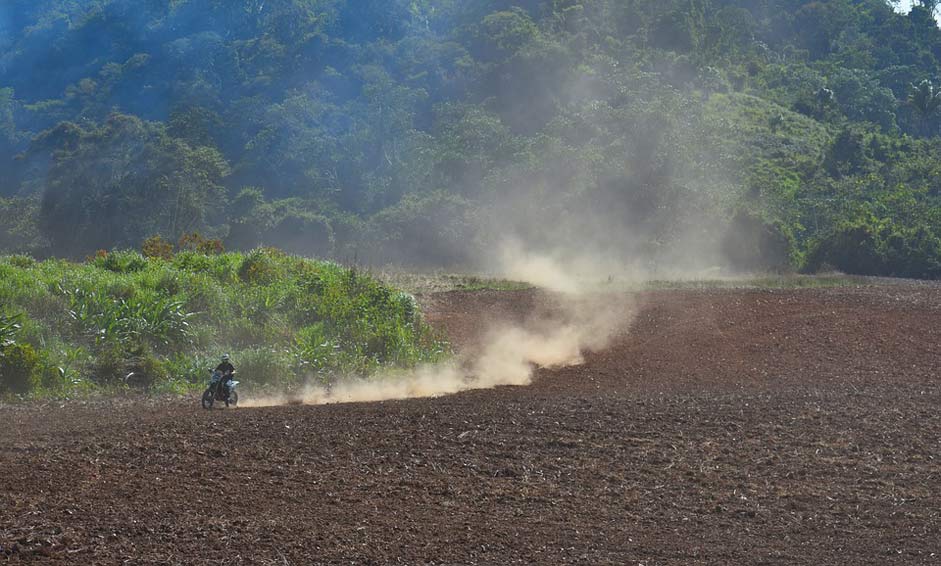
2,285,941,564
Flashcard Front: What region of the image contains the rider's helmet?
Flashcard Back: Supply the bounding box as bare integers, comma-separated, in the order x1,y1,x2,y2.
221,353,230,362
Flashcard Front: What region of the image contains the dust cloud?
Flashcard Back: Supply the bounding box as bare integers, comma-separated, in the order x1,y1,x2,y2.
242,243,633,408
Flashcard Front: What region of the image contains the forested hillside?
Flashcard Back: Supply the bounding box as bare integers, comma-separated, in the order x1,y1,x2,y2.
2,0,941,277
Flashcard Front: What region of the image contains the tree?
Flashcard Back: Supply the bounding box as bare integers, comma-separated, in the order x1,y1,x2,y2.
36,114,229,257
816,87,835,117
830,69,898,132
914,0,940,15
824,127,870,177
908,79,941,136
0,89,16,149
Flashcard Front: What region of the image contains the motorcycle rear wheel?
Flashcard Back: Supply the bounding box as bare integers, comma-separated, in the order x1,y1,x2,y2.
225,390,238,408
201,388,214,409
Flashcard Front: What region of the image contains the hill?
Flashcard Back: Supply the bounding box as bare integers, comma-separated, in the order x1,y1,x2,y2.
1,1,941,276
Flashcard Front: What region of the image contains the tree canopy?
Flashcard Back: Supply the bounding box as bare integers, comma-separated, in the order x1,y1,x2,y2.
1,0,941,277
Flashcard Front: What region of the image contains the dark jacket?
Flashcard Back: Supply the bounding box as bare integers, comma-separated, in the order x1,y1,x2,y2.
216,361,235,375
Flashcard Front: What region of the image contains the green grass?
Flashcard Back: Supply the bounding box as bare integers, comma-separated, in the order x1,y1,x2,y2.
374,270,534,294
0,249,448,400
379,269,865,294
636,274,859,290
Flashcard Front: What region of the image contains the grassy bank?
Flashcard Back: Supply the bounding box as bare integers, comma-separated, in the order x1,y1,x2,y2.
378,270,864,295
0,249,447,399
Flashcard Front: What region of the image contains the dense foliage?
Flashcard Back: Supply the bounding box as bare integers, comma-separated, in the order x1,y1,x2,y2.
2,1,941,276
0,249,445,397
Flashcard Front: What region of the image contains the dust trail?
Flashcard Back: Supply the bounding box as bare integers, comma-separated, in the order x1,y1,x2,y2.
497,239,583,294
242,244,633,408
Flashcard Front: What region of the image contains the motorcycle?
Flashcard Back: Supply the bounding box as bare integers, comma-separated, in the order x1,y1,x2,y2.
201,369,239,409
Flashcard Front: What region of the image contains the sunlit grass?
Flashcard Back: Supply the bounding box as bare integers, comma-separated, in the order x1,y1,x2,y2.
375,269,866,294
635,274,859,290
0,250,449,400
374,270,533,294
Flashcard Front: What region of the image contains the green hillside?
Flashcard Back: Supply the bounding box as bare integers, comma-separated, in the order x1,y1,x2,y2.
1,1,940,276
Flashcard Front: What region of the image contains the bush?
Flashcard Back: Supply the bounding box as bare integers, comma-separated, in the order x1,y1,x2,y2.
152,376,197,396
804,222,884,276
142,235,174,260
172,250,214,272
124,346,169,389
93,250,148,273
164,353,212,385
233,347,295,387
7,254,36,269
264,212,334,258
295,322,340,375
90,344,129,385
179,273,227,316
363,192,475,268
238,248,286,284
803,220,941,279
721,210,792,272
38,343,90,392
178,232,224,255
63,287,196,350
0,311,22,347
0,343,40,395
883,226,941,279
221,316,267,347
151,269,182,295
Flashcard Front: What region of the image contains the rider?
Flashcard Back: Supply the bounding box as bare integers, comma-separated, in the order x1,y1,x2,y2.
215,354,235,396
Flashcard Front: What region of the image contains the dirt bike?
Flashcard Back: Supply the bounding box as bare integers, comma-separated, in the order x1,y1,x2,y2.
201,369,239,409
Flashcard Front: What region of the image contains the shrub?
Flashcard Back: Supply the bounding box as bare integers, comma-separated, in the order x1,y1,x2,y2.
93,250,148,273
803,220,941,278
295,322,340,375
721,210,792,272
221,316,267,347
364,192,474,268
805,222,884,275
164,353,212,385
63,287,196,350
16,316,46,349
152,269,182,296
180,274,227,318
0,311,22,347
233,347,295,387
124,345,168,389
27,292,68,323
238,248,285,284
805,219,941,278
39,343,90,391
142,235,174,260
0,343,40,394
7,254,36,269
882,226,941,279
264,212,334,258
152,376,197,396
395,292,418,323
123,294,197,349
178,232,224,255
172,250,214,272
90,344,129,385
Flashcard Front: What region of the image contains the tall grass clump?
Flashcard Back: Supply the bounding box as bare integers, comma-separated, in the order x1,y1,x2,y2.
0,311,40,395
0,248,448,399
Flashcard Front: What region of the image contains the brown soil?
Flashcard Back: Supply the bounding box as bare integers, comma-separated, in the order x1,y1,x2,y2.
2,286,940,564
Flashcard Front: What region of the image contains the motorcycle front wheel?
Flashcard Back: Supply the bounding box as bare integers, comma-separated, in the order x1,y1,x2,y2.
201,388,215,409
225,390,238,408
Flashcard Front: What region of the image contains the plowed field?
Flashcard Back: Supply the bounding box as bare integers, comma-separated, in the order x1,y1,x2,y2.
2,285,940,565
